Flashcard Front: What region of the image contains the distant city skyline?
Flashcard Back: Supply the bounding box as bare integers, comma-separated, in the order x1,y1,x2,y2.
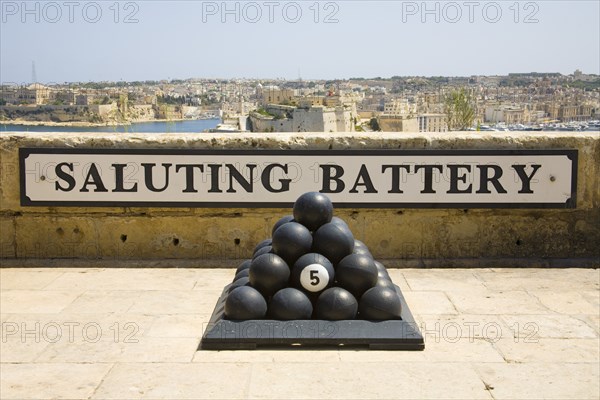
1,1,599,84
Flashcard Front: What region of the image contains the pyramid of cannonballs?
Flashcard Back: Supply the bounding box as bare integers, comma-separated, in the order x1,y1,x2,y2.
225,192,402,321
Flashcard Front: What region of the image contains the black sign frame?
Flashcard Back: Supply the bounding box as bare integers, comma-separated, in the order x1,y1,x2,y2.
19,148,578,209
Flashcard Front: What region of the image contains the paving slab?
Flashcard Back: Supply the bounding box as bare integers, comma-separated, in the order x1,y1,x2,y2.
499,314,598,338
416,313,511,340
246,362,492,399
531,291,599,314
0,363,113,400
446,290,552,314
402,269,489,292
0,290,82,313
128,289,222,314
401,291,459,315
476,268,600,292
0,268,64,290
475,362,600,400
147,314,209,338
0,267,598,400
44,268,198,291
0,336,50,362
338,337,505,363
580,314,600,335
60,290,142,314
35,336,199,363
493,337,600,363
1,312,158,338
91,362,252,399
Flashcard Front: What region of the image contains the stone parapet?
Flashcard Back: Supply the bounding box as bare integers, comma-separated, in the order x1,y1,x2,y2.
1,131,598,267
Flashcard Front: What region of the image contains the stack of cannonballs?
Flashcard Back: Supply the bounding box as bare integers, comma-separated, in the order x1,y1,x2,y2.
225,192,402,321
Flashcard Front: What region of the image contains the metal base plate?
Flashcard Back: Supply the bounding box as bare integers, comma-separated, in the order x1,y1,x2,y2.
200,285,425,350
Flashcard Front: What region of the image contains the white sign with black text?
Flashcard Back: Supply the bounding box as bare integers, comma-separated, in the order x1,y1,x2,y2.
20,149,577,208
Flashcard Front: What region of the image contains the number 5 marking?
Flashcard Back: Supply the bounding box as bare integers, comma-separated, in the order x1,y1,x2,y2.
310,270,320,286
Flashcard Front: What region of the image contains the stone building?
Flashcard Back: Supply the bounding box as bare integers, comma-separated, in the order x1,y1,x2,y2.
0,83,51,105
417,113,448,132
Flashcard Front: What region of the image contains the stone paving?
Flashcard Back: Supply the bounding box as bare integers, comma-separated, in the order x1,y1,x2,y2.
0,267,598,399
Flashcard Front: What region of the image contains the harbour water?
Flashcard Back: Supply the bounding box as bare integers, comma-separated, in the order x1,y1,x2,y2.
0,119,221,133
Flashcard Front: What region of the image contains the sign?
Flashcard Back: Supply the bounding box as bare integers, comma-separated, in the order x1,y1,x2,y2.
19,148,577,208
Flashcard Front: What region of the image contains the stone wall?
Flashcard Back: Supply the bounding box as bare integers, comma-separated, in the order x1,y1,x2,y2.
378,115,419,132
250,115,293,133
0,132,598,268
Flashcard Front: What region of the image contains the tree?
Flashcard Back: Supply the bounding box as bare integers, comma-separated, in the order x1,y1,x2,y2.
445,88,475,131
369,117,381,131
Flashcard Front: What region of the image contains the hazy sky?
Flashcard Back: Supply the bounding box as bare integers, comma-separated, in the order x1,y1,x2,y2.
1,0,599,83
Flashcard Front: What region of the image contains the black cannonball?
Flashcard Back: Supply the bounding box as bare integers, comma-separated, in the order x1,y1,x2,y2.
336,254,378,298
293,192,333,232
225,286,267,320
312,222,354,265
268,288,313,320
330,216,349,230
374,260,388,275
249,253,290,297
291,253,335,293
253,239,272,254
252,245,273,259
353,240,372,257
315,287,358,320
354,239,368,250
228,276,250,293
377,268,390,282
359,286,402,320
272,222,313,265
374,277,396,290
353,246,372,257
272,215,295,235
234,268,250,281
235,259,252,275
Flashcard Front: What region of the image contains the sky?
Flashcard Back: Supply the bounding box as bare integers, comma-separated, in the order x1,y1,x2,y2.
1,0,599,83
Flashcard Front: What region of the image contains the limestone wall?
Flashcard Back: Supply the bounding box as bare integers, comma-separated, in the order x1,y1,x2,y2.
0,131,598,268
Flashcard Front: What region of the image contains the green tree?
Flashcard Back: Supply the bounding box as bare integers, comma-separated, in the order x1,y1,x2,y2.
445,88,475,131
369,118,381,131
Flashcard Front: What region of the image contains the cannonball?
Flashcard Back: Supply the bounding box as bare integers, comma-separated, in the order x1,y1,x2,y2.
377,269,392,281
225,286,267,320
336,254,378,298
312,222,354,265
353,246,372,257
234,268,250,281
252,245,273,259
272,215,295,235
359,286,402,320
235,259,252,275
354,239,369,250
253,239,272,254
353,240,372,256
249,253,290,297
315,287,358,320
374,277,396,290
374,261,389,275
291,253,335,293
272,222,313,265
293,192,333,232
268,288,313,320
330,216,349,230
228,276,250,293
